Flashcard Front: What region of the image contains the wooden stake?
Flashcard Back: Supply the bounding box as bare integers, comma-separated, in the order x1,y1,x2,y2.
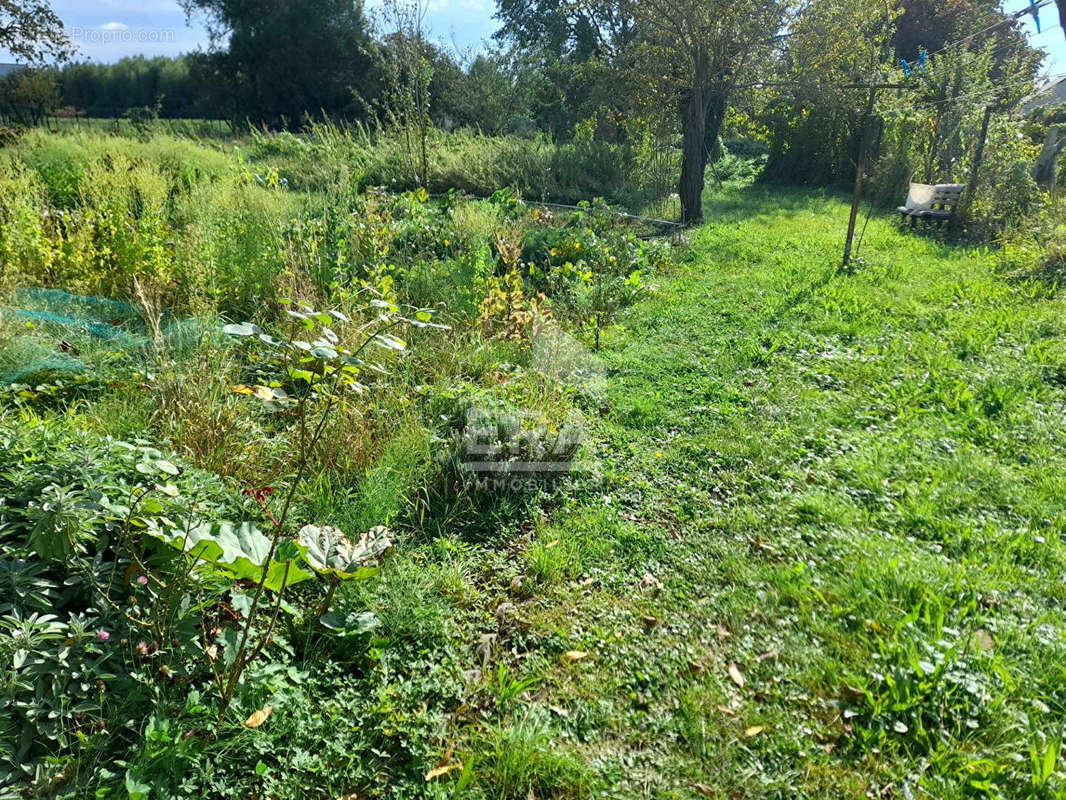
952,104,993,233
843,85,878,268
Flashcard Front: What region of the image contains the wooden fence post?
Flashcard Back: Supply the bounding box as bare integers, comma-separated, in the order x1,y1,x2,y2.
952,104,993,234
843,86,878,267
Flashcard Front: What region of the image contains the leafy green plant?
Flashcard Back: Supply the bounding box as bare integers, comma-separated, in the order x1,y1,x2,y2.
489,663,542,708
210,294,444,723
0,418,246,785
1029,726,1063,791
521,207,666,348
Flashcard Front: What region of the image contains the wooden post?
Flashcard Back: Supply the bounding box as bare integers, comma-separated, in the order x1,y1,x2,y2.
952,104,993,234
843,85,878,268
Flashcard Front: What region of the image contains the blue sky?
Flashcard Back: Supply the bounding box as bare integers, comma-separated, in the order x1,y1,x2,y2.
1,0,502,62
1,0,1063,75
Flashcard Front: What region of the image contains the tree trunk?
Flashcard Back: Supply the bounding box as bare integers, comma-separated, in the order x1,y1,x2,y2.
679,87,708,226
702,93,728,169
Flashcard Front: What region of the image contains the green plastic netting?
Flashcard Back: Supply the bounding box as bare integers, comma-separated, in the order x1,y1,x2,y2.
1,288,211,386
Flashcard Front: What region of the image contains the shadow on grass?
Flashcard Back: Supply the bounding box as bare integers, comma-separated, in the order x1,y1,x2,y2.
700,184,998,265
700,184,842,224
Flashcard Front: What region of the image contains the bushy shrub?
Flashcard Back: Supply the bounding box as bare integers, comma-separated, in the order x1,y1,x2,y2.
173,174,295,315
999,196,1066,285
519,201,668,347
965,118,1042,239
0,417,249,787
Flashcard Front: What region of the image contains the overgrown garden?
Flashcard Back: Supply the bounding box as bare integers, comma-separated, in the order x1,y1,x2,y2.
0,0,1065,796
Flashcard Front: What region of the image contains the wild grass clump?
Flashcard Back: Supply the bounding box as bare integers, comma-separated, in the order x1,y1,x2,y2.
241,123,658,208
14,128,230,207
999,195,1066,288
477,712,592,799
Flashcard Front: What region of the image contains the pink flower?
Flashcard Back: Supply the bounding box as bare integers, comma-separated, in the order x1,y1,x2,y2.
96,630,110,642
136,575,148,586
136,641,149,657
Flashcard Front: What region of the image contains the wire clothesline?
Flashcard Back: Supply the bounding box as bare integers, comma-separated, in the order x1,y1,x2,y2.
908,0,1055,65
738,16,1058,102
907,70,1053,110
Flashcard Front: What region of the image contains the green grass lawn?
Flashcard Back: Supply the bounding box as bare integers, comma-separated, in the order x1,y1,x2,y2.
409,186,1066,799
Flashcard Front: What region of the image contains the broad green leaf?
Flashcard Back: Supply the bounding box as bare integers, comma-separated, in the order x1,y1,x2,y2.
155,459,180,476
149,521,312,591
320,610,380,636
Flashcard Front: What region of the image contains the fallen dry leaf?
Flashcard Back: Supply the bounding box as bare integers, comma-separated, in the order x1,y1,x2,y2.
693,783,714,797
715,624,730,639
244,706,273,729
560,650,589,663
744,725,766,737
716,705,736,717
842,684,865,700
974,629,994,652
757,649,778,662
424,763,462,781
727,663,745,688
640,572,664,592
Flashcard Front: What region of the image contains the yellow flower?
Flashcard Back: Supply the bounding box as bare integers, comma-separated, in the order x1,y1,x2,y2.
444,239,450,247
550,248,559,257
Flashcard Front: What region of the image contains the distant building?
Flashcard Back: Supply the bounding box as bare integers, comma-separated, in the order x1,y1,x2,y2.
1023,75,1066,113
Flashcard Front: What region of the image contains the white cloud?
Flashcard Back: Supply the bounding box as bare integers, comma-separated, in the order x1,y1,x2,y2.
97,0,184,12
100,21,130,31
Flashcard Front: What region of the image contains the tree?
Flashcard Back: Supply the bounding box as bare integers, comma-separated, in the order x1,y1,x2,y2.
0,66,58,123
1032,125,1065,188
762,0,896,186
0,1,72,64
496,0,785,223
625,0,786,223
181,0,376,125
495,0,634,60
56,56,205,118
374,0,433,184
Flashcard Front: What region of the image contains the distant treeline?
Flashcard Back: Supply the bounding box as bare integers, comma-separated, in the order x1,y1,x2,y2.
55,56,207,119
24,44,587,139
0,0,1052,205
